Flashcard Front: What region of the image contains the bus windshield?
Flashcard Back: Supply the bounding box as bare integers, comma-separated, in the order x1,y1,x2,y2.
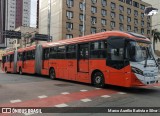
126,41,154,62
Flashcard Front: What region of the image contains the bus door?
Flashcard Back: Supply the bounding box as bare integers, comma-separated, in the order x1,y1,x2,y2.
78,43,89,72
106,37,128,86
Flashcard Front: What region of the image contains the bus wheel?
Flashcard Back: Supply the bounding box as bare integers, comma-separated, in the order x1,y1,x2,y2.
49,68,56,80
92,72,105,88
19,67,23,75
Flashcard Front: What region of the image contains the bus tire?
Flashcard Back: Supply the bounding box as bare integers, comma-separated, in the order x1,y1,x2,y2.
49,68,56,80
19,67,23,75
92,71,105,88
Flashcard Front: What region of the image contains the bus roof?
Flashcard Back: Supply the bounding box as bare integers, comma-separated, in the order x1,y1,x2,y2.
17,45,36,52
42,31,150,48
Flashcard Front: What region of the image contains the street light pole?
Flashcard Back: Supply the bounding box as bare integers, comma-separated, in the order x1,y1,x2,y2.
48,0,51,42
82,0,86,36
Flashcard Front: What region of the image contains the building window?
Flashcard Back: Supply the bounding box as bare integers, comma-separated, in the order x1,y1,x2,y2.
141,28,144,35
110,21,115,28
140,4,145,10
101,0,107,7
66,22,73,31
126,0,132,5
91,27,96,34
147,22,150,28
127,8,131,15
79,24,83,32
134,27,138,33
119,5,124,13
110,2,116,10
91,0,97,4
111,12,115,18
134,10,138,17
101,9,107,16
141,13,144,18
66,11,73,19
67,0,74,8
133,1,139,8
79,13,85,21
134,18,138,25
119,0,125,2
119,14,124,22
79,2,85,11
101,29,106,32
141,21,144,27
127,16,131,23
101,19,107,26
119,23,124,31
127,25,131,31
91,16,97,25
66,34,73,39
91,6,97,14
147,30,150,34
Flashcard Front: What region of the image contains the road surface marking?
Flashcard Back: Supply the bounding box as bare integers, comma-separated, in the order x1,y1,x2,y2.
55,103,68,107
61,92,70,95
101,95,111,98
80,90,88,92
95,88,101,90
81,98,92,102
24,113,35,116
118,92,126,95
38,95,48,99
10,99,22,103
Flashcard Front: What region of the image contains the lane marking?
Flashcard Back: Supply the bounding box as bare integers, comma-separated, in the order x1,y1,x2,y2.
101,95,111,98
10,99,22,103
55,103,68,107
61,92,70,95
38,95,48,99
81,98,92,102
95,88,101,90
80,90,88,92
118,92,126,95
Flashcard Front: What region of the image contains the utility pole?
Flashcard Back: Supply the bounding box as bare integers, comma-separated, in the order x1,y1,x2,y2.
82,0,86,36
48,0,51,42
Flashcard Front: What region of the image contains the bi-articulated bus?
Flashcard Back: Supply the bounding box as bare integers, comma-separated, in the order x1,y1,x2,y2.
2,31,159,87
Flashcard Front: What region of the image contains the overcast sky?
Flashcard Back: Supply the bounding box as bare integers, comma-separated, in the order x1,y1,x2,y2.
30,0,37,27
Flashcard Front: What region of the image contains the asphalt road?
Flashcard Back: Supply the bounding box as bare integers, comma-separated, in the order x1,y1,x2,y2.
0,71,160,116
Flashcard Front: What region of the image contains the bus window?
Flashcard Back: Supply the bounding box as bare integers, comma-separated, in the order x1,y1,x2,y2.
43,48,50,60
49,47,56,59
57,46,66,59
79,44,89,59
90,40,107,58
66,45,76,59
10,54,14,62
107,37,125,69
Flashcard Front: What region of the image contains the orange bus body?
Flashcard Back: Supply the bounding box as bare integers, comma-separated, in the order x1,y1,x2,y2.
2,31,158,87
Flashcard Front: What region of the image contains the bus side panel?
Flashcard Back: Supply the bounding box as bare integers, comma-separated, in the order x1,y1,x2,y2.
67,60,77,81
41,60,49,75
56,60,67,79
26,60,35,74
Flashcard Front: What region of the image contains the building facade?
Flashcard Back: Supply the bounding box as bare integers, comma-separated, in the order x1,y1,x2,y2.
0,0,31,48
39,0,151,41
0,0,6,48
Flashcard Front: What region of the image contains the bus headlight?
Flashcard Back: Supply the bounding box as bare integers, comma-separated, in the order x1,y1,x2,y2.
131,67,144,76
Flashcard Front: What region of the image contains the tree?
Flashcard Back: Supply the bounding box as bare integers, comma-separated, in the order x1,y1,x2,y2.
152,29,160,51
